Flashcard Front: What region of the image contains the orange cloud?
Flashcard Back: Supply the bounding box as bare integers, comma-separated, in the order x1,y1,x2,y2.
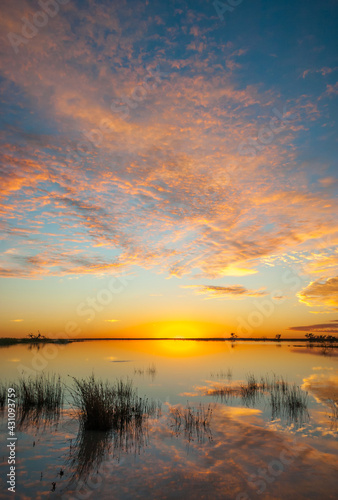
302,372,338,403
297,277,338,311
183,284,268,299
0,0,337,281
289,320,338,335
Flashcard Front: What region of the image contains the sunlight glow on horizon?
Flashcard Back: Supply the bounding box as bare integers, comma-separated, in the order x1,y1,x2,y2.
0,0,337,339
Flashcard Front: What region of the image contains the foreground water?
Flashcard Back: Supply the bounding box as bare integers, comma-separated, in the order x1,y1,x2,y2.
0,340,337,499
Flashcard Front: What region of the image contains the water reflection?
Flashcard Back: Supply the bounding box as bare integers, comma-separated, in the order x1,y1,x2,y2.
168,403,213,444
0,341,337,499
66,430,114,482
302,369,338,430
61,404,338,500
65,375,161,484
196,373,310,427
133,363,157,382
16,406,61,431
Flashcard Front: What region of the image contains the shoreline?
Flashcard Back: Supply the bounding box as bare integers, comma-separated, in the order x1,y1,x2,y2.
1,337,337,345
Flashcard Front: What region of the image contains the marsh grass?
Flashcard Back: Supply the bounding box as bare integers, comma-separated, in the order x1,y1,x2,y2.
327,399,338,427
70,375,160,432
270,383,308,422
134,368,144,375
20,375,60,409
147,363,157,377
15,373,63,411
66,375,160,482
169,403,213,443
0,381,6,409
210,369,232,382
134,363,157,379
14,373,63,428
208,385,237,403
207,373,309,424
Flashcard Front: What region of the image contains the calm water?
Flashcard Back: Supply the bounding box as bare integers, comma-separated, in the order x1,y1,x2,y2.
0,340,337,499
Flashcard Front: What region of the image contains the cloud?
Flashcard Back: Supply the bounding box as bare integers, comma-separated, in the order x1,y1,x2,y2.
183,284,268,299
301,66,338,78
0,0,337,281
325,82,338,96
10,319,23,322
104,319,120,322
288,320,338,334
297,277,338,311
302,372,338,403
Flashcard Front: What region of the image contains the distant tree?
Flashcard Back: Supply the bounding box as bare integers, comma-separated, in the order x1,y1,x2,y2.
26,331,46,341
275,334,281,341
230,332,238,340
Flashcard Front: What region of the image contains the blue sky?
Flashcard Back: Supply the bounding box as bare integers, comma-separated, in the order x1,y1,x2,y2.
0,0,337,337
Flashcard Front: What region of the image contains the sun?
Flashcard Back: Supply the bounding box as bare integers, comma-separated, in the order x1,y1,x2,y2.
155,321,201,339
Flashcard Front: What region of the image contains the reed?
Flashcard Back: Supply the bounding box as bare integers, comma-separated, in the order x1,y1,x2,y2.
70,375,160,431
210,369,233,381
15,373,63,411
327,399,338,424
0,381,6,408
205,372,309,424
134,363,157,378
146,363,157,377
169,403,213,443
13,373,63,429
270,383,308,422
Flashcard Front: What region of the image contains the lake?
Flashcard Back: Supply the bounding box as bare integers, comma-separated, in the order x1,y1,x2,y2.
0,340,337,499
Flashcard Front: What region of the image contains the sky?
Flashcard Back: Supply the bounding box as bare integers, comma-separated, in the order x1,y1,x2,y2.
0,0,337,339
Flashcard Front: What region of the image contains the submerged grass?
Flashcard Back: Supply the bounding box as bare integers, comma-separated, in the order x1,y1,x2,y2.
11,373,64,428
67,375,161,481
270,383,308,422
15,373,63,411
0,381,7,409
210,369,233,382
327,399,338,425
207,372,309,424
70,375,160,432
134,363,157,378
169,403,213,443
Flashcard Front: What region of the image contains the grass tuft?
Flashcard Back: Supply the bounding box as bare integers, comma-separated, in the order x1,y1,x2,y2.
0,381,7,409
70,375,160,432
15,373,63,411
327,399,338,425
169,403,213,443
207,372,309,424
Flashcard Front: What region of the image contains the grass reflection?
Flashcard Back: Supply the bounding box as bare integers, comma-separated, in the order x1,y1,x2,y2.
0,381,6,409
70,375,160,431
65,375,161,483
15,373,63,430
169,403,213,443
207,373,309,425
